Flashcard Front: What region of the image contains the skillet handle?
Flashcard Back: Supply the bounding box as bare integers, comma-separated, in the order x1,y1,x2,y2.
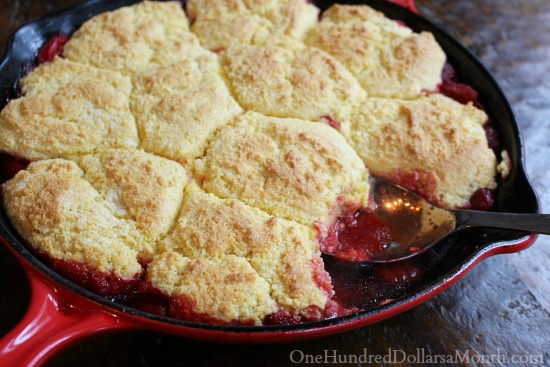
0,268,135,367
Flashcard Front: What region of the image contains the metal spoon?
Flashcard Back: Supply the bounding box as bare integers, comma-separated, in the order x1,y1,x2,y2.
326,178,550,263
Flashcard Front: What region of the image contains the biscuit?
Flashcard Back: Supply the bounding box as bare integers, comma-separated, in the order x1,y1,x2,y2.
187,0,318,50
63,1,201,74
20,57,133,97
221,38,366,125
130,53,243,163
343,94,497,207
75,149,188,259
189,14,271,51
147,251,278,325
159,184,331,316
0,81,138,160
194,111,370,228
305,4,446,99
2,159,142,278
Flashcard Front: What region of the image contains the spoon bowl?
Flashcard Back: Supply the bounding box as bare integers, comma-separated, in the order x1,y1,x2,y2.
324,178,550,263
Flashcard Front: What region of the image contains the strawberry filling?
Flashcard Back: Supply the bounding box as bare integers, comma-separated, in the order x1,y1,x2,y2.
168,295,256,326
263,309,302,325
378,169,441,207
465,188,495,211
46,256,142,297
321,209,396,262
375,262,421,286
37,35,69,64
440,81,479,105
321,169,495,263
0,153,29,184
320,115,341,131
387,0,418,13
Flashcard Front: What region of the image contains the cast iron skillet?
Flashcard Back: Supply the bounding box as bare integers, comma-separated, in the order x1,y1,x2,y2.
0,0,540,366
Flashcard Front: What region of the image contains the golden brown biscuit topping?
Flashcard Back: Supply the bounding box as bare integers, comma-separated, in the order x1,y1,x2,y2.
305,4,446,99
194,111,370,227
0,79,138,160
74,149,189,259
0,1,502,325
147,252,278,325
2,159,143,278
221,37,366,124
157,184,330,320
187,0,318,50
130,52,242,163
63,1,199,74
342,95,497,207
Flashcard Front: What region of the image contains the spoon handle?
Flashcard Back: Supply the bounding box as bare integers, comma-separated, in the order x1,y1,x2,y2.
454,210,550,235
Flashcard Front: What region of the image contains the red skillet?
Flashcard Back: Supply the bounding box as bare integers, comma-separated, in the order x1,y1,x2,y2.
0,0,539,366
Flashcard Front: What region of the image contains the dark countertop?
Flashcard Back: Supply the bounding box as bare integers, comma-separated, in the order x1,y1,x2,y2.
1,0,549,366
